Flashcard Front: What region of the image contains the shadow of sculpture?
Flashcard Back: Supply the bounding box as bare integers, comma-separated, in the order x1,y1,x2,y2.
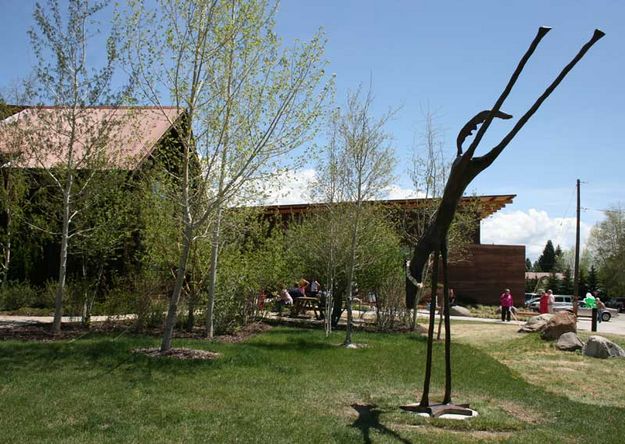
351,404,412,444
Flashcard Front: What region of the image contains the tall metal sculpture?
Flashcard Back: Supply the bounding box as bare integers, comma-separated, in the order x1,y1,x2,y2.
404,27,604,416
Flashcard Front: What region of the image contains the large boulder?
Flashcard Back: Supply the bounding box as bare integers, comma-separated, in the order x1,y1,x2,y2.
541,311,577,340
518,314,553,333
556,332,584,351
583,336,625,359
449,306,472,317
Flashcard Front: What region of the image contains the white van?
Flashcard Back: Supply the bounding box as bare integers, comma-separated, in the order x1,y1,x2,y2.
553,295,573,310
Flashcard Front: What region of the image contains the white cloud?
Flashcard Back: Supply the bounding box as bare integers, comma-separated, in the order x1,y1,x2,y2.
481,208,591,260
261,168,317,205
384,184,422,200
260,171,423,204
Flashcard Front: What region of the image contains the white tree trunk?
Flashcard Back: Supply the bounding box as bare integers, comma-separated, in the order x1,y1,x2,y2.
205,207,222,339
53,187,72,334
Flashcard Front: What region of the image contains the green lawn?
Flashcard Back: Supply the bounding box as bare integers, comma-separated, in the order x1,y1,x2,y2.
0,326,623,443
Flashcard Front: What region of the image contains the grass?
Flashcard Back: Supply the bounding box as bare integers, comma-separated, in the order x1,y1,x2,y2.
1,324,624,443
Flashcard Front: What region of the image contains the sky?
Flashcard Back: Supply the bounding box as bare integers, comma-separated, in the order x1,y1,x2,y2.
1,0,623,259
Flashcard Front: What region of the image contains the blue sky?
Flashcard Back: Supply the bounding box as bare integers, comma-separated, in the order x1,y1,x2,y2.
275,1,624,258
1,0,623,258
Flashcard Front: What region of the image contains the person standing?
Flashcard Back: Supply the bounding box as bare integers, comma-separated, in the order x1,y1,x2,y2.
539,290,549,314
546,289,555,313
597,297,606,323
500,288,514,322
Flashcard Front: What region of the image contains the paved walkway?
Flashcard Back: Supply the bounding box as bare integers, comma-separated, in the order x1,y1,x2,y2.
0,314,135,326
2,312,624,336
414,310,625,336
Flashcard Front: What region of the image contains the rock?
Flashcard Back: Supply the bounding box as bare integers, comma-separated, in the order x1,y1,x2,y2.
541,311,577,340
556,332,583,351
583,336,625,359
518,314,553,333
449,306,472,317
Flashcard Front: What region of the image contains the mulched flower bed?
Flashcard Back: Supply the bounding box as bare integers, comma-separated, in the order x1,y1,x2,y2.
0,321,130,341
132,347,221,360
0,319,273,342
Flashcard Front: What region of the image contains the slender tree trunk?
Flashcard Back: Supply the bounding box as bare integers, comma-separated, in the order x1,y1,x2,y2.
436,306,443,341
82,263,103,328
186,280,196,332
410,292,418,331
81,260,88,326
0,170,9,286
419,248,440,408
442,239,452,404
205,206,222,338
53,187,72,334
409,263,429,331
161,223,194,352
325,276,333,337
205,1,234,339
2,210,11,286
343,212,360,346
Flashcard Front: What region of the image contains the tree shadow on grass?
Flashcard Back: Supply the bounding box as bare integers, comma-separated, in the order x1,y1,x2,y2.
351,404,412,444
0,338,221,379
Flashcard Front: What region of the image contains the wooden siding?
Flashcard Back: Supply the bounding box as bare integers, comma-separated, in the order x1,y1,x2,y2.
448,244,525,306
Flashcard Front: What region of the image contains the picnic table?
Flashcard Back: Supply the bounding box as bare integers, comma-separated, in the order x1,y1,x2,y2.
291,296,321,319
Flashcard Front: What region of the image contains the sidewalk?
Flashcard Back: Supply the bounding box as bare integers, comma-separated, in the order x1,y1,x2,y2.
0,314,136,325
415,309,625,336
2,311,624,336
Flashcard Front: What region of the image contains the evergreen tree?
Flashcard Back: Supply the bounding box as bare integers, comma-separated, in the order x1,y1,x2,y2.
525,258,532,271
538,240,556,272
525,278,538,292
560,267,574,295
555,244,563,257
546,272,560,294
553,244,565,272
532,260,542,272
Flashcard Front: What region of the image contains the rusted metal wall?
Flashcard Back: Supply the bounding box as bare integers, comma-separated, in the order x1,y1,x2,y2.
448,244,526,306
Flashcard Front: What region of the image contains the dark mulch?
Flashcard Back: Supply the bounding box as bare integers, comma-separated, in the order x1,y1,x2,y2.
0,319,273,343
216,322,272,343
0,321,133,341
132,347,221,360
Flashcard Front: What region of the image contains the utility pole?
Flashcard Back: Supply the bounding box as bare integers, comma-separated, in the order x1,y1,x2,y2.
573,179,580,316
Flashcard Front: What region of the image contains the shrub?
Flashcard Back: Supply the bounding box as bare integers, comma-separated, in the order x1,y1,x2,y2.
0,282,39,311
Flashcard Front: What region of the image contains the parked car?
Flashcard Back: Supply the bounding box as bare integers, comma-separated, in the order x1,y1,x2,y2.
553,295,574,311
525,292,539,303
554,301,619,322
527,294,577,313
605,297,625,313
526,297,541,311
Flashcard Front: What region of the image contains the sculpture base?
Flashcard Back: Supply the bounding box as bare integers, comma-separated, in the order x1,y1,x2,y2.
400,402,474,418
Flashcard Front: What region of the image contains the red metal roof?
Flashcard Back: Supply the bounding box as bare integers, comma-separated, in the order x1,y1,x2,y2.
0,106,184,170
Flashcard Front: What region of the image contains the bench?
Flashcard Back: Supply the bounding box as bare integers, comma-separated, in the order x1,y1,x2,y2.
291,297,320,318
